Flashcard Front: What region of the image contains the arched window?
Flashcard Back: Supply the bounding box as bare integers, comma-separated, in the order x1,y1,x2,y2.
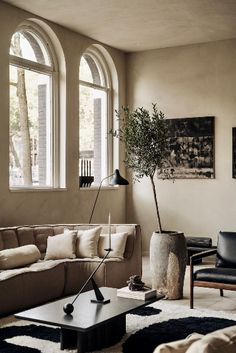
9,22,59,188
79,47,112,187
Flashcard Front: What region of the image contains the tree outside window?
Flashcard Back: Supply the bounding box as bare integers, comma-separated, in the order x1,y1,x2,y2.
9,25,57,188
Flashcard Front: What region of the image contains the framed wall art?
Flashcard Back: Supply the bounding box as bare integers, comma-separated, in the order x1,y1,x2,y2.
233,128,236,179
165,116,215,179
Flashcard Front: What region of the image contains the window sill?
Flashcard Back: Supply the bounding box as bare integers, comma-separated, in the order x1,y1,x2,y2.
79,185,119,191
9,187,67,192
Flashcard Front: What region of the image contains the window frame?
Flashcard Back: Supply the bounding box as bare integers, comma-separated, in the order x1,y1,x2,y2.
79,47,113,187
9,21,61,190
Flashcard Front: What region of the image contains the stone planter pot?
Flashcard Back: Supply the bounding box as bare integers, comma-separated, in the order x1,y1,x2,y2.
150,231,187,299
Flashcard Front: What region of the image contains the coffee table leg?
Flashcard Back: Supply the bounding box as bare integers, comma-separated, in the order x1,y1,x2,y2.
77,332,87,353
60,328,77,350
60,315,126,352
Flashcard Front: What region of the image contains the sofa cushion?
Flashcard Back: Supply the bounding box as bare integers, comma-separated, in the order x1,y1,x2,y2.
17,227,35,246
35,233,49,254
45,231,77,260
76,227,102,258
98,232,128,259
193,268,236,284
0,244,41,270
116,225,136,259
33,227,54,254
0,260,65,316
186,325,236,353
0,229,18,250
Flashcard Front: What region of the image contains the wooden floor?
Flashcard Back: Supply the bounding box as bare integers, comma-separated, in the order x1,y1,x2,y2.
142,256,236,313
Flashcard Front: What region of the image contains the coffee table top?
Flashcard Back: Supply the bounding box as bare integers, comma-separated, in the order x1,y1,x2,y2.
15,287,163,332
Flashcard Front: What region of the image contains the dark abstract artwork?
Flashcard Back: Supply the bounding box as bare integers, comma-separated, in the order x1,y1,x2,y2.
233,128,236,178
165,116,215,179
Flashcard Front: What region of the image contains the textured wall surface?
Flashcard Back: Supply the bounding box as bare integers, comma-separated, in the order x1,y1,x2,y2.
126,39,236,252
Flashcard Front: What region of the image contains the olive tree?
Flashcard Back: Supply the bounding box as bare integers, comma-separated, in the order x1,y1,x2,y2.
112,103,173,233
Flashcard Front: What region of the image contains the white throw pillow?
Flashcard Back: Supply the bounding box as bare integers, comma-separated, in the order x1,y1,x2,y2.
0,244,41,269
76,227,102,258
186,325,236,353
44,230,77,260
98,232,128,259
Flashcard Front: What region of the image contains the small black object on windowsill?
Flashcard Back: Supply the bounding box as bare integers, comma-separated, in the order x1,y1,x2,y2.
79,176,94,188
80,159,94,187
63,248,112,315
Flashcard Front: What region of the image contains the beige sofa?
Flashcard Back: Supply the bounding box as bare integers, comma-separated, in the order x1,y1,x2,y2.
153,325,236,353
0,224,141,317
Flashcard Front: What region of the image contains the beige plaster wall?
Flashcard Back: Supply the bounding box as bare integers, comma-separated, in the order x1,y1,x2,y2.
0,2,127,226
126,39,236,252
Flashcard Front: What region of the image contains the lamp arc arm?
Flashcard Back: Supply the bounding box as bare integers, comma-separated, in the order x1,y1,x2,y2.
88,172,114,224
71,249,111,305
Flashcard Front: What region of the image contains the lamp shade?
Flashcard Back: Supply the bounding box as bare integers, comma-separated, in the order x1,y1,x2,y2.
110,169,129,185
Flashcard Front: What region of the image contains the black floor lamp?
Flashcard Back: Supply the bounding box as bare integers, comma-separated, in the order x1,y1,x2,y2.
88,169,129,224
63,169,129,315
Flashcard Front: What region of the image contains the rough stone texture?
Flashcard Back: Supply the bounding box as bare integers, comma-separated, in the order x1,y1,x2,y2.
150,232,187,299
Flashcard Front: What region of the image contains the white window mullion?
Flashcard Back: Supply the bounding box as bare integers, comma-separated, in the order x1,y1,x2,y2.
10,55,53,74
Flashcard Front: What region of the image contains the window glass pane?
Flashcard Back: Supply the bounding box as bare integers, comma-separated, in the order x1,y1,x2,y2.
9,65,52,187
10,31,51,66
79,84,107,185
79,56,93,83
79,55,105,86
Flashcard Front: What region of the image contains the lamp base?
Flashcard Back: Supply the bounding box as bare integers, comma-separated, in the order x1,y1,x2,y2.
91,298,110,304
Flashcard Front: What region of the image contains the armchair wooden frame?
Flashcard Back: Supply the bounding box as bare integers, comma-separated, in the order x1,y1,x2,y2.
190,249,236,309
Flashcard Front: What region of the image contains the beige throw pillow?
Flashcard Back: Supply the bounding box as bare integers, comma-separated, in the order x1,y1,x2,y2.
153,333,203,353
0,244,41,269
186,325,236,353
44,230,77,260
98,232,128,259
76,227,102,258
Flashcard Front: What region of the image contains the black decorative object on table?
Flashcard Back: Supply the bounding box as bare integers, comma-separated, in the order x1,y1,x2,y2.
127,275,145,291
63,248,112,315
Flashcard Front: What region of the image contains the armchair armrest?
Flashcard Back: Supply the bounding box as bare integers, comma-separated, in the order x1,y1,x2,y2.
190,248,217,302
190,248,217,264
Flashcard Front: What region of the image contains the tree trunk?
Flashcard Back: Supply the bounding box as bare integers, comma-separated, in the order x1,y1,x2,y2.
9,135,21,168
150,174,162,233
17,67,32,185
12,33,32,185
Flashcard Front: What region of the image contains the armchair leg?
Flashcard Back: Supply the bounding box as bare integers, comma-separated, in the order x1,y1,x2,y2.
220,289,224,297
190,284,194,309
190,259,194,309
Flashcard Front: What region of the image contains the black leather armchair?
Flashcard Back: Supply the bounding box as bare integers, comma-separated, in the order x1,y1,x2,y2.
190,231,236,309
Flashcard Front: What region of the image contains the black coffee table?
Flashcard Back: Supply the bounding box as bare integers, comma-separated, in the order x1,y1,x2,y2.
15,287,163,353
